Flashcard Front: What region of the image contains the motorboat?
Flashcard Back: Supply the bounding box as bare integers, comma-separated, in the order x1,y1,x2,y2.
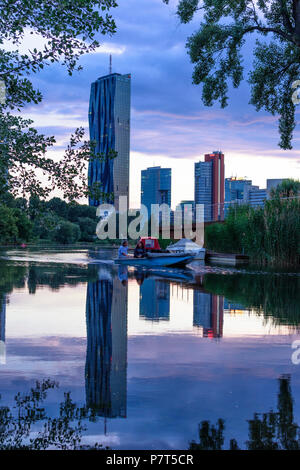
166,238,206,260
115,252,195,268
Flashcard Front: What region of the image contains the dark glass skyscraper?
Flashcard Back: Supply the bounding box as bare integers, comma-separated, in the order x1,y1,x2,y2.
88,73,131,211
194,160,213,222
141,166,171,214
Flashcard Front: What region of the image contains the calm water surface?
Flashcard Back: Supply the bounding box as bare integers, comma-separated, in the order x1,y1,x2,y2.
0,247,299,450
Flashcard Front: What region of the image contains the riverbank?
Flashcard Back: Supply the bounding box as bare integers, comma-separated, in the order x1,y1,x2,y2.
205,198,300,269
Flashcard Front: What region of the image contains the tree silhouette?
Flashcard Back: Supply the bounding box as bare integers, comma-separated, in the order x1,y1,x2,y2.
0,379,106,450
189,376,300,450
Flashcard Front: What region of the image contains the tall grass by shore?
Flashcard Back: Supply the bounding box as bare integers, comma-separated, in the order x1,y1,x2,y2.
205,197,300,267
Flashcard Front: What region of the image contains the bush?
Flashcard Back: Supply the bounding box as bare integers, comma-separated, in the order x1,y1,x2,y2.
53,221,81,245
33,213,61,240
68,203,96,223
77,217,97,242
13,208,33,242
0,205,33,244
0,205,18,244
45,197,69,219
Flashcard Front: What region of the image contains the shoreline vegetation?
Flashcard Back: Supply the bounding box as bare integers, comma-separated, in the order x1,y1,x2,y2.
205,198,300,268
0,180,299,268
205,181,300,268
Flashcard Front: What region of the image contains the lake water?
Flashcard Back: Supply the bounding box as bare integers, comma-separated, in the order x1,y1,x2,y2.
0,247,299,450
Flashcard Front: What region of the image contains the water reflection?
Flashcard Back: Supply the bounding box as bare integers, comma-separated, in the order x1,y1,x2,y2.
0,254,299,449
0,379,106,450
189,375,300,450
193,292,223,338
203,273,300,328
0,296,5,364
140,279,170,322
85,271,127,419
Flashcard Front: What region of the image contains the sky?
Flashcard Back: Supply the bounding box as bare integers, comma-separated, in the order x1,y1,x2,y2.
7,0,300,208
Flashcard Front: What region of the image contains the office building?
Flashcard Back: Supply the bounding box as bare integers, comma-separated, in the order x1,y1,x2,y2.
225,177,252,216
225,177,252,203
195,151,225,222
88,72,131,211
246,187,268,207
141,166,171,215
195,160,213,222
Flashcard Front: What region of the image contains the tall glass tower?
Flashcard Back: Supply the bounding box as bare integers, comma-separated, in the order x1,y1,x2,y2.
141,166,172,215
88,72,131,211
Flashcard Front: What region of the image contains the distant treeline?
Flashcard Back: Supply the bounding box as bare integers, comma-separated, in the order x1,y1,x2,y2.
0,194,97,245
205,179,300,267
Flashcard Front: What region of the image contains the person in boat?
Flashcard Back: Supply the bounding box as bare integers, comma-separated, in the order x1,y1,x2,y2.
118,240,128,258
134,240,146,258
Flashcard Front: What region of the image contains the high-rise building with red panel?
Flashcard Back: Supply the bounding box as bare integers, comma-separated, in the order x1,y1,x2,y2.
204,151,225,221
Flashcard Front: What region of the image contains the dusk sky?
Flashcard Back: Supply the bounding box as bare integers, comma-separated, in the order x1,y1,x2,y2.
9,0,300,208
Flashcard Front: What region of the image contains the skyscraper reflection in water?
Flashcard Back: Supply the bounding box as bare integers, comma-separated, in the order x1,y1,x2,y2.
85,271,128,418
0,296,5,364
139,279,170,322
193,291,224,338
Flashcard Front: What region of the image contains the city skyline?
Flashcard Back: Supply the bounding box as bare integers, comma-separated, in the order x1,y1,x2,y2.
6,0,299,209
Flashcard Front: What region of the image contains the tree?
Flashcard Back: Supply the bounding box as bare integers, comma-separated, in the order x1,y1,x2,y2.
270,178,300,198
163,0,300,149
0,204,18,243
67,202,97,222
46,197,69,219
12,207,33,241
77,217,97,242
0,204,33,243
0,1,118,201
33,211,61,240
53,220,81,244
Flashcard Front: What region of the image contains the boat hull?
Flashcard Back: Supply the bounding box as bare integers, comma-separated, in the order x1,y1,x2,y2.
114,254,194,268
167,249,206,261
